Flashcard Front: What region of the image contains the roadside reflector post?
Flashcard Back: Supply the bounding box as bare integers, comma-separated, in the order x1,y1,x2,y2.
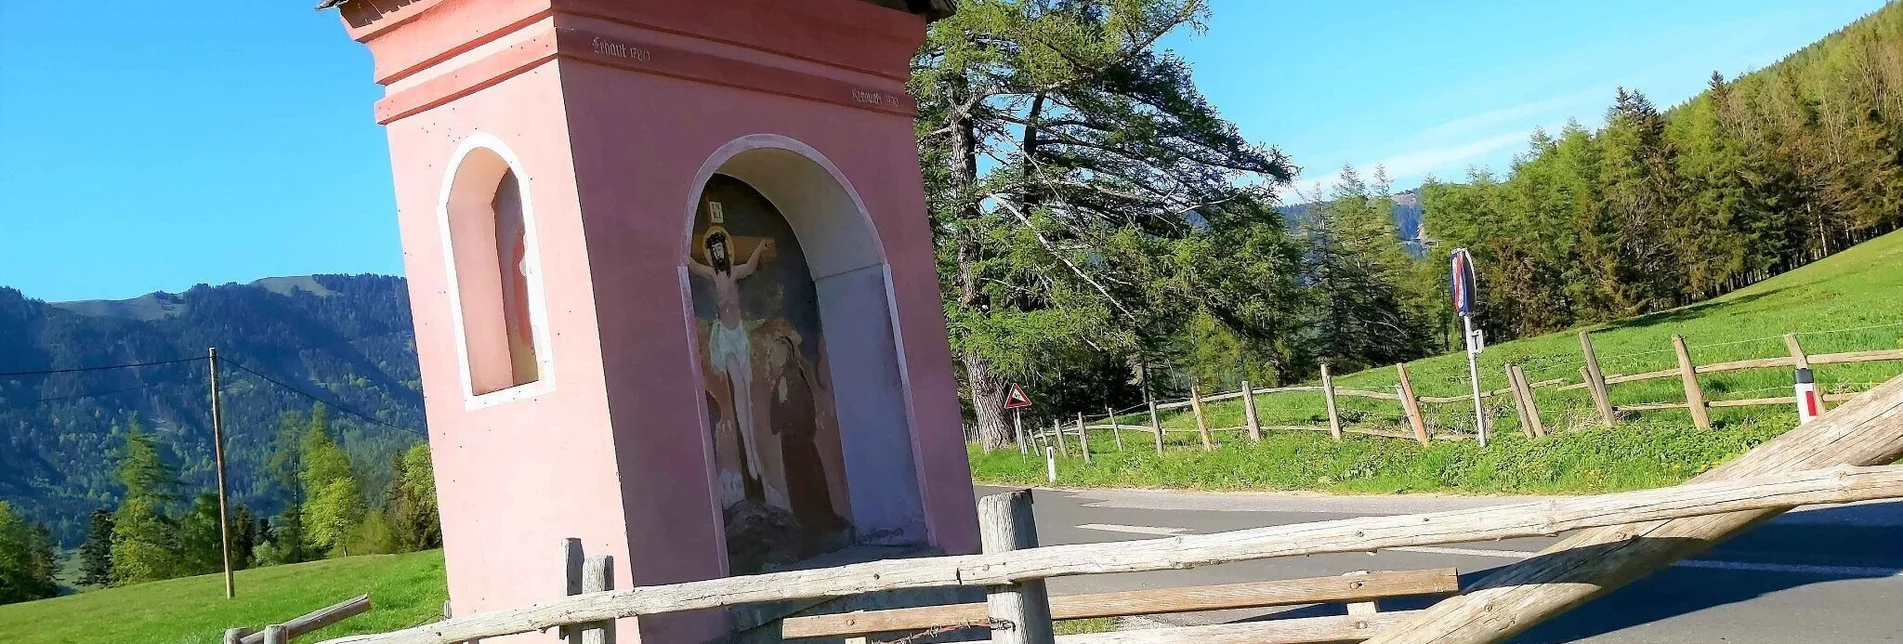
1788,334,1822,423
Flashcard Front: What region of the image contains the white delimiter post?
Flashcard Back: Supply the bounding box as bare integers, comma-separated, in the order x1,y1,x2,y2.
1463,315,1488,447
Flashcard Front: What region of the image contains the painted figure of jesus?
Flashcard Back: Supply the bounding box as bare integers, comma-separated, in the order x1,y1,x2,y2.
689,226,774,507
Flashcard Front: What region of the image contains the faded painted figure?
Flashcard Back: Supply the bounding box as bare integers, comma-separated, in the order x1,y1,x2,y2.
689,175,854,574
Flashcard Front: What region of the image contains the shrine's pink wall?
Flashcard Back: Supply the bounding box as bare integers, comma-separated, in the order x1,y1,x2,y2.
385,63,643,642
356,2,978,642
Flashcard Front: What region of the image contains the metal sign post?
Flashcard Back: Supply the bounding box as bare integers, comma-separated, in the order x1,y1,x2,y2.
1452,249,1488,447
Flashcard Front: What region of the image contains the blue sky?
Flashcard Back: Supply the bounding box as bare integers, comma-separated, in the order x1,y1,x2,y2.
0,0,1886,301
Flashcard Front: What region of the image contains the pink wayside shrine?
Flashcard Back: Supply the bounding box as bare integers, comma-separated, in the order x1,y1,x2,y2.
332,0,976,641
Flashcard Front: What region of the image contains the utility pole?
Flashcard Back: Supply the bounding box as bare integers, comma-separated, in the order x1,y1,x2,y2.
209,347,236,598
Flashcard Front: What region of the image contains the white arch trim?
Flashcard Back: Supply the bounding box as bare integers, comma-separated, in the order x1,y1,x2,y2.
678,134,888,278
437,131,558,410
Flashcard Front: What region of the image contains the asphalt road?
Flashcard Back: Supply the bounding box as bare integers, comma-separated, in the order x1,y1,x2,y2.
974,485,1903,643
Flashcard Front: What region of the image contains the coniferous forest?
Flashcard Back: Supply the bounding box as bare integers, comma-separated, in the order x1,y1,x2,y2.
1422,6,1903,340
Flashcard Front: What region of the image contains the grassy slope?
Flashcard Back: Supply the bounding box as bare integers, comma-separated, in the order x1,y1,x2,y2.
0,551,447,644
972,228,1903,493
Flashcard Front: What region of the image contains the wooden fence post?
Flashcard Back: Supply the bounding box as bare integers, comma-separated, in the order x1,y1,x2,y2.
1579,332,1617,427
1148,400,1164,455
1241,380,1262,442
1511,364,1546,437
261,626,288,644
562,538,584,642
1106,407,1123,451
582,556,616,644
1673,334,1712,430
1053,419,1069,458
1395,364,1430,446
979,491,1056,644
1506,364,1533,437
1190,385,1215,451
1787,333,1825,414
223,628,252,644
1322,363,1343,441
1075,413,1091,464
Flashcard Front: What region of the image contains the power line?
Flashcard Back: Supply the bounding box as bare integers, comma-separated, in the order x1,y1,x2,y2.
215,357,429,439
0,357,206,378
31,381,183,403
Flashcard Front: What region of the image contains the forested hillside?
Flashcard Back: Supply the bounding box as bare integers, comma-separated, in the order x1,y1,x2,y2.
0,275,424,544
1423,3,1903,341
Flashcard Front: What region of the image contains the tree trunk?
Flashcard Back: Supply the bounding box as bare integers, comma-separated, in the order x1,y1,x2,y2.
966,351,1014,450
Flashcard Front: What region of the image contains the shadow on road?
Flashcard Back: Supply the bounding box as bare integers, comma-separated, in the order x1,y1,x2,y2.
1226,501,1901,643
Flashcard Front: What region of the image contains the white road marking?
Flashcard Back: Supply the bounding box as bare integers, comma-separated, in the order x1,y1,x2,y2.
1076,523,1189,536
1388,545,1903,578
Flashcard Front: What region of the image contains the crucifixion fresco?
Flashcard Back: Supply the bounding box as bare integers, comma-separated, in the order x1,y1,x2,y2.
688,174,854,574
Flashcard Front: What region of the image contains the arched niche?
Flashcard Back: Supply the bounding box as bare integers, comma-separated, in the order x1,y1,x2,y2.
436,133,556,408
682,135,927,571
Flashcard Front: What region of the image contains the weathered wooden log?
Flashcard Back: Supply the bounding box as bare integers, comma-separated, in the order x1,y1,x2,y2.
1673,335,1712,430
944,612,1420,644
1511,365,1545,437
1395,364,1429,445
241,595,372,644
1147,400,1164,456
317,464,1903,644
981,490,1053,644
1190,386,1214,451
1363,374,1903,644
782,568,1458,638
1578,332,1616,427
1242,380,1262,442
1321,364,1343,441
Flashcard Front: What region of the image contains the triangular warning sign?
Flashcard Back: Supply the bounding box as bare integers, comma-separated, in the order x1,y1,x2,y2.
1003,383,1033,409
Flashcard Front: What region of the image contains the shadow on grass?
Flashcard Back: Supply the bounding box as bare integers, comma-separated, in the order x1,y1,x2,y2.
1593,288,1786,334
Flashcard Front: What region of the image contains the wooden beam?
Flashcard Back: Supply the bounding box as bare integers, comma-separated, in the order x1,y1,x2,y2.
1321,364,1343,441
1673,335,1712,430
1811,348,1903,366
241,595,371,644
1395,364,1429,446
314,465,1903,644
783,569,1459,638
1578,332,1616,427
946,612,1420,644
1363,375,1903,644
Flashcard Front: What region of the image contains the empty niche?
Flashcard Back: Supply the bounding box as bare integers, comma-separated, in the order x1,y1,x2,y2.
441,142,551,399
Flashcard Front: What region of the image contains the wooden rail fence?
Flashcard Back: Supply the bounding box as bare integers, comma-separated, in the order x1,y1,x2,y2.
1016,329,1903,453
312,461,1903,644
225,594,372,644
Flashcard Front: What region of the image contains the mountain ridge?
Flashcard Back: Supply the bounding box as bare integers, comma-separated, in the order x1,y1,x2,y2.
0,274,424,544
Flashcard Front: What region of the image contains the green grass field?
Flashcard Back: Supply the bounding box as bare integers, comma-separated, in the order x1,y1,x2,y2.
974,228,1903,492
0,551,447,644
